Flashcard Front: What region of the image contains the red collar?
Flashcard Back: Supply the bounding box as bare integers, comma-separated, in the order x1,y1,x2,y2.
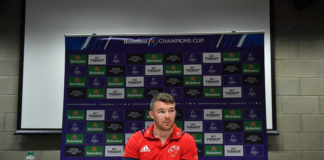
143,124,183,140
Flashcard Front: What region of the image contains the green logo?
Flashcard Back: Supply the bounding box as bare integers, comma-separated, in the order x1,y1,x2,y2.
205,145,223,156
87,89,105,99
188,133,203,144
88,66,106,76
126,88,144,98
69,55,87,64
224,109,242,120
243,64,260,74
65,134,84,144
184,76,202,86
244,121,263,132
86,122,105,132
85,146,104,157
67,110,85,120
203,87,221,98
164,65,182,75
175,121,183,130
145,110,153,120
222,52,240,62
106,133,124,144
107,77,125,87
146,54,163,64
68,77,86,87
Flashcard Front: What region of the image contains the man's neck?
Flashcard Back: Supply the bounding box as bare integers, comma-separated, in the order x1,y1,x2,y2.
153,125,174,145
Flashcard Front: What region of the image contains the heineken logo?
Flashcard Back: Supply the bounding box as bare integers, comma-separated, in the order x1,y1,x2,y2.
224,109,242,120
107,77,124,87
126,88,144,98
65,134,84,144
203,87,221,98
164,65,182,75
86,122,104,132
189,133,203,144
203,52,221,63
67,110,85,120
70,55,87,64
243,64,260,74
222,52,240,62
204,145,223,156
87,89,105,99
85,146,104,157
88,55,106,65
88,66,106,76
106,134,124,144
184,76,202,86
68,77,86,87
146,54,163,64
244,121,262,132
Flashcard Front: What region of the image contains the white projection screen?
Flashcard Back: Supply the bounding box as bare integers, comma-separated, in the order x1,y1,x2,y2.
19,0,275,133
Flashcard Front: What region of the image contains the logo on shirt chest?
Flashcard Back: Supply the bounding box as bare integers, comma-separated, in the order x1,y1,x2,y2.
168,145,180,157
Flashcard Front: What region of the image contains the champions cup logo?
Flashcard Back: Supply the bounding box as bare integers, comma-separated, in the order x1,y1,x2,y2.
148,37,159,47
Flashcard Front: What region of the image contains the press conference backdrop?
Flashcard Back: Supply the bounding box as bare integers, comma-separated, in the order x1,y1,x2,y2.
20,0,273,131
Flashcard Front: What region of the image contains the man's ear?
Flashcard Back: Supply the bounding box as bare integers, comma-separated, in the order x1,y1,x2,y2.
149,110,154,120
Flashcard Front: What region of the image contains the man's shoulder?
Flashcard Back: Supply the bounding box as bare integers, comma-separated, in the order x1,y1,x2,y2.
180,132,195,141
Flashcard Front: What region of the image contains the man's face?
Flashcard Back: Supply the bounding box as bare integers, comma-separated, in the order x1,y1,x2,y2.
149,101,176,131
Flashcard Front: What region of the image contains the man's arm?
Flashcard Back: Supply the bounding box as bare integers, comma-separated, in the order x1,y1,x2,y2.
122,132,141,160
180,133,198,160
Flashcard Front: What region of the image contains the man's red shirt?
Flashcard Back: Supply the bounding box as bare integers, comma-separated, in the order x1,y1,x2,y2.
122,124,198,160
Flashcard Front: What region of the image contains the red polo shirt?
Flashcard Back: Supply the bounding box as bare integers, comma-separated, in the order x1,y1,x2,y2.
122,124,198,160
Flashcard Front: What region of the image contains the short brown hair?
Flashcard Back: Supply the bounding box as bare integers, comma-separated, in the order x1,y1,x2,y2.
150,93,175,110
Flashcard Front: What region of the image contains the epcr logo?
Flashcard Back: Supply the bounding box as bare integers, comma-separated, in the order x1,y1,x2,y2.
148,37,159,47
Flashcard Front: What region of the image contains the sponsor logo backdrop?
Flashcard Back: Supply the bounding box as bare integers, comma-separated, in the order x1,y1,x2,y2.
61,33,268,160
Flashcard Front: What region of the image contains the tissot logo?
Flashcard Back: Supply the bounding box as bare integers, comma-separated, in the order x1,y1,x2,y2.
203,76,222,86
184,64,202,75
68,88,86,99
106,122,124,132
203,52,221,63
87,110,105,121
88,55,106,65
165,53,182,63
126,54,144,64
65,146,83,156
204,109,222,120
184,121,203,132
107,66,125,75
223,87,242,98
105,145,124,157
204,133,223,144
106,88,124,99
126,77,144,87
145,65,163,75
126,110,144,120
224,145,244,156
